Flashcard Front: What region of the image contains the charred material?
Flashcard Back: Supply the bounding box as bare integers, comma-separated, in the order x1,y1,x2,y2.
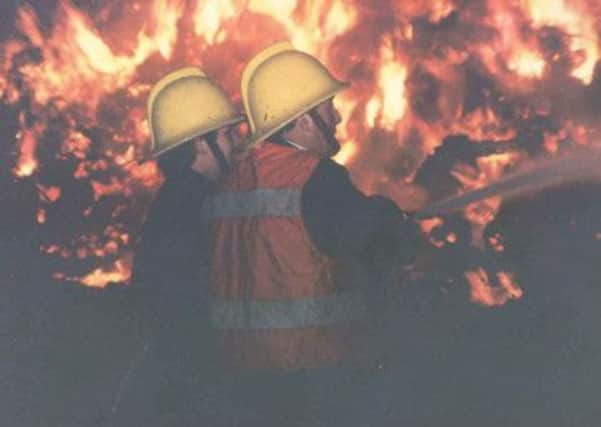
414,133,517,202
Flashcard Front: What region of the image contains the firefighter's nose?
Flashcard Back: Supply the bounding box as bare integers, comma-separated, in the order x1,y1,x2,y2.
333,107,342,126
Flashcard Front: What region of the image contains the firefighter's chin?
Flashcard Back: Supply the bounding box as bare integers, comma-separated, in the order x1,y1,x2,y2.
326,134,341,157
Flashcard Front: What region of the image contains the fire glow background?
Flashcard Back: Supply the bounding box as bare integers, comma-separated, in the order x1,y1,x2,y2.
2,1,601,426
2,0,601,301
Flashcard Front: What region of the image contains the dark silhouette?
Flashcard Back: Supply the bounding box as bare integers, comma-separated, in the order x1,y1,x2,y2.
114,141,217,426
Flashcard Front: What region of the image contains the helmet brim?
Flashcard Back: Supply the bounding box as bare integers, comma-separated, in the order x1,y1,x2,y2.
140,114,246,163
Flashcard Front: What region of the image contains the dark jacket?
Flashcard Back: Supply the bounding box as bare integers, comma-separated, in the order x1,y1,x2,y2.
115,171,216,425
302,158,421,286
131,170,214,344
131,172,211,303
301,158,423,366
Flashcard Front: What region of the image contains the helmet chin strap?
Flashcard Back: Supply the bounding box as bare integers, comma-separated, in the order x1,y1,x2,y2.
272,109,339,154
308,109,340,155
206,139,231,174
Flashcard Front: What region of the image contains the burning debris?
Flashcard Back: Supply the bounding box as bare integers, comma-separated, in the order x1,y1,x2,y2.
1,0,601,305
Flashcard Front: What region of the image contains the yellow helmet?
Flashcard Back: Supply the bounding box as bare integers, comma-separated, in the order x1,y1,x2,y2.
241,42,349,145
146,67,244,158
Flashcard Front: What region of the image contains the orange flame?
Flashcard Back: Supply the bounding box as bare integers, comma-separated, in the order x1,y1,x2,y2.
379,61,408,129
37,208,46,224
54,254,132,288
16,0,184,109
363,39,408,131
37,185,62,203
522,0,599,84
4,0,600,297
465,268,523,307
333,139,358,165
13,130,39,177
193,0,236,43
508,49,546,79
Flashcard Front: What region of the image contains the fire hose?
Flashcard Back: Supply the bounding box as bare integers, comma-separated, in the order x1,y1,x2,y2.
415,147,601,219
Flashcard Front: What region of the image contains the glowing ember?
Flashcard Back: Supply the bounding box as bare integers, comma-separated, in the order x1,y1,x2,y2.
37,185,62,203
465,268,523,307
37,209,46,224
419,217,447,248
488,233,505,252
419,217,444,235
13,130,39,177
54,254,132,288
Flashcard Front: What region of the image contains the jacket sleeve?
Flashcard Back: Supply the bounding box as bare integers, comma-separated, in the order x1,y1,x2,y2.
301,159,422,275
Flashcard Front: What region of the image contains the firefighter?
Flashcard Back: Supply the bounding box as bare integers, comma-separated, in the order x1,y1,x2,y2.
203,42,423,426
115,67,244,427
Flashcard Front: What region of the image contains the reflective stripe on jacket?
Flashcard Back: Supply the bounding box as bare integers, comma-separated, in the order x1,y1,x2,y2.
204,142,367,371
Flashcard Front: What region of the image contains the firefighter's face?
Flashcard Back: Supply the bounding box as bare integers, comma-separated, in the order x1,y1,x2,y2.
286,99,342,158
316,99,343,132
314,99,342,156
190,125,240,179
214,126,234,160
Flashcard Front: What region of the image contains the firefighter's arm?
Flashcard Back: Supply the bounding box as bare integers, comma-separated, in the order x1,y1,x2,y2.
301,159,423,268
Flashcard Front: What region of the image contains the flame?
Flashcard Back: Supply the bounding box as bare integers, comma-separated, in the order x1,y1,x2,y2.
3,0,600,297
91,178,134,201
247,0,356,52
488,233,505,252
37,185,62,203
429,0,457,22
0,75,6,99
465,268,523,307
419,217,448,248
363,39,408,131
54,254,132,288
324,1,357,38
62,131,92,159
333,140,358,165
379,58,408,130
193,0,236,43
508,49,546,78
333,94,359,164
13,130,39,177
419,217,444,235
521,0,599,84
365,97,381,128
147,0,186,59
453,107,517,142
449,151,522,248
16,0,184,109
37,209,46,224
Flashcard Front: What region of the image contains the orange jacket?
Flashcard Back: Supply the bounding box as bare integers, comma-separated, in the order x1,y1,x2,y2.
204,143,368,371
